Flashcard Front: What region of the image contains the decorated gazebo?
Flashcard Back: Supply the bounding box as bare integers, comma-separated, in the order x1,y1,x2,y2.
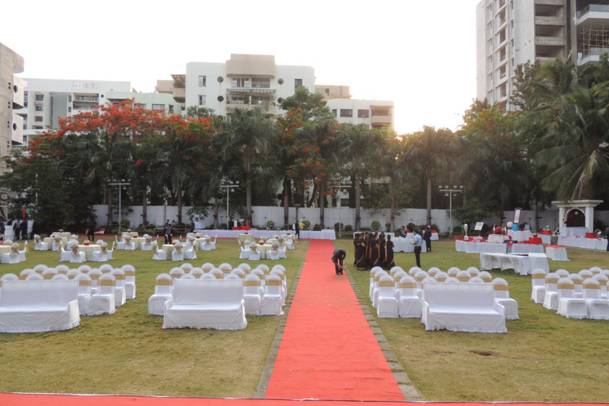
552,200,603,237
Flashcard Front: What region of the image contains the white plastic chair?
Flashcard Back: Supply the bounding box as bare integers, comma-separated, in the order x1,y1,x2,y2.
148,273,173,315
556,278,587,319
89,274,117,315
583,278,609,320
492,278,519,320
376,275,398,318
260,274,283,315
397,275,421,318
543,273,560,311
530,268,547,304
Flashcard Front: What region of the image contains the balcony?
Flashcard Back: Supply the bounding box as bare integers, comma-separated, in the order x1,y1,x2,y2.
576,4,609,27
535,16,564,26
535,35,565,46
11,114,24,145
577,47,609,65
227,86,276,95
12,77,24,109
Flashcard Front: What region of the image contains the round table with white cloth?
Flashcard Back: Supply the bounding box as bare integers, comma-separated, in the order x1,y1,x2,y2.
163,244,175,256
480,252,549,275
393,237,427,253
510,243,544,254
0,245,12,255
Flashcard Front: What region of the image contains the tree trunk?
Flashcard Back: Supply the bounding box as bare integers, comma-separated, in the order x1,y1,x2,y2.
142,187,148,226
107,186,113,226
355,177,361,230
426,176,432,226
177,188,183,225
319,180,325,228
390,185,396,232
246,175,252,227
213,200,219,229
283,177,290,228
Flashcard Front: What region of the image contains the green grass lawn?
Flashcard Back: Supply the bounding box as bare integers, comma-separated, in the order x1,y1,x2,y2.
335,239,609,402
0,238,309,397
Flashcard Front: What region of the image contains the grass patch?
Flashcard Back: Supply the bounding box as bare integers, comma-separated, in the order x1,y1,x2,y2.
335,239,609,402
0,238,309,397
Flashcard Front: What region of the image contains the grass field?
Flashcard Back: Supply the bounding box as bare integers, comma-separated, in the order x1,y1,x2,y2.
335,239,609,402
0,238,309,397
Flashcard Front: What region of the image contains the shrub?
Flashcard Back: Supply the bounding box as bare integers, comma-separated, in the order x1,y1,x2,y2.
344,224,353,232
371,220,381,231
313,224,322,231
385,222,392,232
334,222,343,232
266,220,275,230
301,219,311,230
431,224,439,231
453,225,462,234
407,222,416,232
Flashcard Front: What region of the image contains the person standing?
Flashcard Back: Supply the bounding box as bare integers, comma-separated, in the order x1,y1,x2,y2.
87,217,96,242
20,218,27,241
383,235,395,269
294,220,300,239
13,219,20,241
163,221,173,244
423,225,432,252
331,248,346,276
413,229,423,268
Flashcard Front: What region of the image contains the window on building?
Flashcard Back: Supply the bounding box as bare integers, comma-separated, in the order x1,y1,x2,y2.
152,104,165,111
35,104,43,112
371,108,390,117
294,78,303,89
34,116,43,122
134,103,146,109
23,91,28,107
35,94,44,101
331,109,337,117
198,75,207,87
198,95,206,105
357,109,370,118
168,105,174,113
340,109,353,118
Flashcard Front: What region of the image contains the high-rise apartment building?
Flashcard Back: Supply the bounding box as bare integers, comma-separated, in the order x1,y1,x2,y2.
477,0,609,109
316,85,394,130
0,43,24,175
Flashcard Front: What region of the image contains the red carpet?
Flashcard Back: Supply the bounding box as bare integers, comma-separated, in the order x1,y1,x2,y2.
266,240,403,401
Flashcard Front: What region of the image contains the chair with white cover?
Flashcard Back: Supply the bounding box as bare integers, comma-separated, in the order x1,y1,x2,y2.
1,243,25,264
583,278,609,320
238,263,252,273
397,275,421,318
569,273,584,297
112,269,127,306
201,263,215,273
218,263,233,275
1,274,19,290
434,272,448,283
372,271,388,307
239,242,249,259
427,267,440,278
267,244,280,261
42,268,57,280
88,274,116,316
169,267,184,279
33,264,47,275
211,268,224,280
232,268,246,279
26,273,43,281
99,264,114,274
89,268,102,291
376,274,398,318
286,237,295,250
447,267,459,278
467,267,480,278
278,244,287,259
140,235,157,251
579,269,593,280
543,273,560,311
118,236,136,251
163,279,247,330
152,246,167,261
530,268,547,304
209,237,217,250
248,245,261,261
369,267,383,298
51,236,64,252
181,263,194,273
122,264,136,299
421,283,507,333
184,242,197,260
556,278,587,319
594,274,609,297
91,241,110,262
260,274,283,315
0,279,80,333
19,269,35,280
457,271,471,283
492,278,519,320
66,242,85,264
148,273,173,315
172,243,185,262
55,265,69,275
478,271,492,283
33,235,49,251
76,274,92,315
78,265,92,274
556,269,570,278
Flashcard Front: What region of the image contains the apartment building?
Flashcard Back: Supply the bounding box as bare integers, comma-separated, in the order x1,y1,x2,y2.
0,43,25,175
161,54,315,116
477,0,609,108
316,85,394,129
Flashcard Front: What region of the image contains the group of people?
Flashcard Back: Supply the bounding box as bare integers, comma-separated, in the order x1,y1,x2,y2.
353,232,396,269
0,218,34,242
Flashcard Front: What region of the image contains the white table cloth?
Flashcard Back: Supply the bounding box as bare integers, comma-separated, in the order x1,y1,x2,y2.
480,253,549,276
510,243,544,254
0,245,11,255
545,246,569,261
558,236,608,251
393,237,426,253
456,240,506,254
191,229,333,240
508,230,533,242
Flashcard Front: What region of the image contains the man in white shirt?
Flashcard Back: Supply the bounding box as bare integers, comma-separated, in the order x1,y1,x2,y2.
413,230,423,268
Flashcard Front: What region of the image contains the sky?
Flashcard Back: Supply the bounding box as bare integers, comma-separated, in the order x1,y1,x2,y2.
0,0,480,134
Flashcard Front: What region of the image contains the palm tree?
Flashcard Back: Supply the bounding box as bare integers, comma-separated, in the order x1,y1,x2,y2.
225,108,274,226
404,126,455,226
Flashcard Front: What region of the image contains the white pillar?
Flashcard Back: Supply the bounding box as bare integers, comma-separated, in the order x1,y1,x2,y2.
584,206,595,232
558,207,566,236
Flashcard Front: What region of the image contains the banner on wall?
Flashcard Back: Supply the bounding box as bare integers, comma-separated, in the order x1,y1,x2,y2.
514,209,521,224
474,222,484,231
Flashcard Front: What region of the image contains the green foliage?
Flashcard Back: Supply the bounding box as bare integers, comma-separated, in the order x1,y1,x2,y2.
301,219,311,230
370,220,381,231
266,220,275,229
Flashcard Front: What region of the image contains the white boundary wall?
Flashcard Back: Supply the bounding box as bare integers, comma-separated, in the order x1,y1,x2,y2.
92,205,609,233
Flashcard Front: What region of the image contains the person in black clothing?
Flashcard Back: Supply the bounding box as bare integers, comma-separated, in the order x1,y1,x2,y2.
294,221,300,239
423,226,432,252
13,220,20,241
163,221,173,244
0,220,5,238
20,219,27,241
375,233,386,267
331,249,346,276
383,235,395,269
87,218,96,242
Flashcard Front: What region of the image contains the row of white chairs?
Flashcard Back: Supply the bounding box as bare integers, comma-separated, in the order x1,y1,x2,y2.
152,242,198,261
59,240,114,263
531,267,609,320
370,266,519,321
239,245,286,261
149,263,287,317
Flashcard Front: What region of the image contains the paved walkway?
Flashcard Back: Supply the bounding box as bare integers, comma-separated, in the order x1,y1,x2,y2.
265,240,403,401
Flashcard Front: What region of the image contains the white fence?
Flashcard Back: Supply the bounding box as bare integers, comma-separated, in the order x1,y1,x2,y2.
90,204,609,233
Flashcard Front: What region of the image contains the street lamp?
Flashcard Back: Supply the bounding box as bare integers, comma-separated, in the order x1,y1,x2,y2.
438,184,464,237
218,178,239,230
108,179,131,235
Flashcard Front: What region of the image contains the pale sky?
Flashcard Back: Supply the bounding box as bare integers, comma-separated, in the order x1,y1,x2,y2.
0,0,479,134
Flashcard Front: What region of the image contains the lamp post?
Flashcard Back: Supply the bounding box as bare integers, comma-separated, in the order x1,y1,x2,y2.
108,179,131,235
438,184,463,237
218,179,239,230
